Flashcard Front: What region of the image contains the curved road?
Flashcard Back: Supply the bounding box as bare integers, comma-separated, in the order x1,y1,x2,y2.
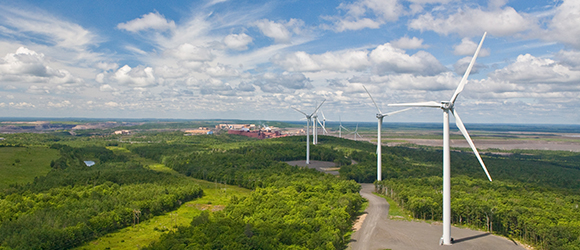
349,183,526,250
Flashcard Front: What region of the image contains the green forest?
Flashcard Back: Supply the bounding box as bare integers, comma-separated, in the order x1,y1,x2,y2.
0,128,579,249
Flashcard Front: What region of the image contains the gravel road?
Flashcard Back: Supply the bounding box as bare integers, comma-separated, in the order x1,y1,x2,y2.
349,183,527,250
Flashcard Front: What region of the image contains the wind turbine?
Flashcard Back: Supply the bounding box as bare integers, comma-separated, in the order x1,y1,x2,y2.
338,115,349,138
350,123,362,141
388,32,492,246
319,111,328,135
293,100,326,164
312,113,318,144
363,86,411,181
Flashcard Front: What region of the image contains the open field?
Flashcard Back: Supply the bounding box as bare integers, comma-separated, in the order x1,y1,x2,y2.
0,146,59,188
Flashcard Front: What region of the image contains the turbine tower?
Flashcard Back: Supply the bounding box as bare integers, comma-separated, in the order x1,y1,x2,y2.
388,32,492,246
363,85,411,181
338,115,349,138
293,100,325,164
313,113,318,144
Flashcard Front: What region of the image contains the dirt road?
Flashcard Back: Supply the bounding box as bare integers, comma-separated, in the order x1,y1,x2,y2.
349,183,526,250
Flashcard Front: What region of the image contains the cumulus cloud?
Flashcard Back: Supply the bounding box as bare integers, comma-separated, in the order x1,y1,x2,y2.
47,100,72,108
112,65,157,87
369,43,447,76
204,64,239,77
489,54,580,85
391,36,429,49
453,37,490,57
165,43,214,62
254,19,303,43
224,33,253,50
409,6,534,37
545,0,580,49
253,72,313,93
271,50,370,72
555,50,580,70
453,56,487,75
0,47,84,85
324,0,402,32
117,12,176,32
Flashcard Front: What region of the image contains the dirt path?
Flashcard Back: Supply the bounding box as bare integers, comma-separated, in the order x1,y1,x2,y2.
349,183,526,250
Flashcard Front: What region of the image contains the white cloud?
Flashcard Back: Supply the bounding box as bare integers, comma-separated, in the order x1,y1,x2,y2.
47,100,72,108
453,56,487,75
545,0,580,49
391,36,429,49
9,102,35,109
0,47,84,85
271,50,370,72
325,0,402,32
254,19,303,44
453,37,490,57
409,6,535,37
117,12,176,32
489,54,580,85
165,43,214,62
224,33,253,50
112,65,157,87
555,50,580,70
369,43,447,76
96,62,119,71
0,6,98,50
253,72,313,93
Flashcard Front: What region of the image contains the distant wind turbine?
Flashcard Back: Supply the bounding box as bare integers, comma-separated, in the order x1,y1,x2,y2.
338,115,349,138
363,85,411,181
350,123,362,141
293,100,326,164
388,32,492,246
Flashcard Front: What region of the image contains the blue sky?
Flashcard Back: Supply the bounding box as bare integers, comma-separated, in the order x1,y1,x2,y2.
0,0,578,124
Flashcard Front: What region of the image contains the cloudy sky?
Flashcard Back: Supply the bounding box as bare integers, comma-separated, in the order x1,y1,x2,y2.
0,0,578,124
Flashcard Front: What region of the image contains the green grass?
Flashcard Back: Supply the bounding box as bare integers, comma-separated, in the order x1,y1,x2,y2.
74,165,251,250
0,146,59,189
374,193,413,220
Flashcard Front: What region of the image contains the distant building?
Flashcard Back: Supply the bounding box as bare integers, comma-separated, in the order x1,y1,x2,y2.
216,124,255,130
114,130,131,135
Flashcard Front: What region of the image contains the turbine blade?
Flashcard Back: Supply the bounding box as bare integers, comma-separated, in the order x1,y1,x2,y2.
321,110,326,121
311,99,326,116
363,85,382,114
318,119,328,134
292,107,308,116
388,101,442,108
341,125,350,132
384,107,413,116
452,109,493,182
450,32,487,104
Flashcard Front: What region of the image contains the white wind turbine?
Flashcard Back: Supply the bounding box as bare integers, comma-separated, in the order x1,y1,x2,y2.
293,100,326,164
388,32,492,246
363,86,411,181
319,111,328,135
338,115,349,138
350,123,362,141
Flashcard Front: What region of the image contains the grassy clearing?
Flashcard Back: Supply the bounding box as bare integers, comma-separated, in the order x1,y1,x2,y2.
0,146,59,189
75,165,251,250
374,193,413,221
